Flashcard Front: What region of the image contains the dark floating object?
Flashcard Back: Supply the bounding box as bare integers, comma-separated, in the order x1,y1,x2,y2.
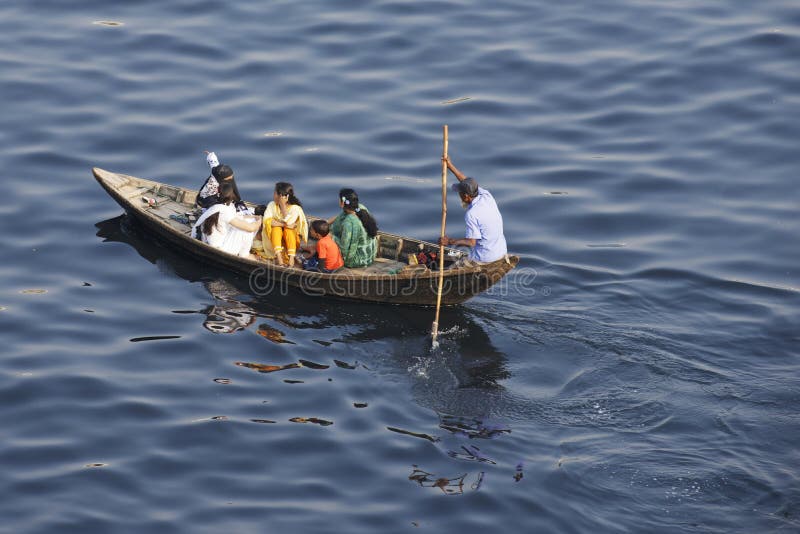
334,360,356,369
171,310,198,314
213,378,231,384
92,167,518,305
210,415,228,421
387,426,439,443
84,309,94,313
129,335,181,343
250,419,276,424
85,463,106,468
92,20,124,27
82,282,92,286
353,402,368,408
289,417,332,426
283,379,304,384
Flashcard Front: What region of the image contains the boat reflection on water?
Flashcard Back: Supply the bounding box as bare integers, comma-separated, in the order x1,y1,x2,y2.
96,215,517,490
95,215,508,356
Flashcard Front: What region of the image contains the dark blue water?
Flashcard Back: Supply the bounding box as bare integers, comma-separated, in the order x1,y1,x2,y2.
1,1,798,532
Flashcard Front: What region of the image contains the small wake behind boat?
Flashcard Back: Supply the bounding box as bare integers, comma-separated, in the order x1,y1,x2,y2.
92,167,519,306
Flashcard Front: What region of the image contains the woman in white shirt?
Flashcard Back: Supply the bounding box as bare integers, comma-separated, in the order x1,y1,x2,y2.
193,183,261,260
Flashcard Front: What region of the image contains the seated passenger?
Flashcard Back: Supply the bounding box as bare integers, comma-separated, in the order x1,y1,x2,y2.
329,188,378,268
299,220,344,273
192,182,261,260
261,182,308,267
196,151,243,211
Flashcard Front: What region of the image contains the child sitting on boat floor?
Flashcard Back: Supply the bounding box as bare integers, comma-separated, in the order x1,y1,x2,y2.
259,182,308,267
192,182,262,260
298,220,344,273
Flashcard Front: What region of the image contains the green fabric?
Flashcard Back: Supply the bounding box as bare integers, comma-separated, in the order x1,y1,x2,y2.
332,207,376,268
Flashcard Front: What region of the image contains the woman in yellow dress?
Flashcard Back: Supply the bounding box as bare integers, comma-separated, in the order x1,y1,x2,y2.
261,182,308,266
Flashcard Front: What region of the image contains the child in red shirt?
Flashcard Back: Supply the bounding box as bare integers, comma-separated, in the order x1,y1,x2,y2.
299,220,344,272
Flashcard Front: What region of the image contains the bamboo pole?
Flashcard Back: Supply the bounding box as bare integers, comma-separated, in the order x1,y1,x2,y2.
431,125,448,347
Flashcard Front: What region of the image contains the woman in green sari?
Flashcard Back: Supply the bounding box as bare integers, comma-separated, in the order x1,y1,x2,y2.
329,188,378,268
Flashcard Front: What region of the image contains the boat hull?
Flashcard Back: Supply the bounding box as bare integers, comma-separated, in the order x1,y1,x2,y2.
93,167,519,306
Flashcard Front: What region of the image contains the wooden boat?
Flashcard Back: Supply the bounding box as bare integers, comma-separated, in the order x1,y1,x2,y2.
93,167,519,306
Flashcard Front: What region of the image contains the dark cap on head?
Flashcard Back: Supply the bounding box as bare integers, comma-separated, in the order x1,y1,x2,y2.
212,164,234,180
451,177,479,197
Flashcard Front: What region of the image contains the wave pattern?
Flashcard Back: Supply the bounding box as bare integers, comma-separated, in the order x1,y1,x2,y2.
0,0,798,532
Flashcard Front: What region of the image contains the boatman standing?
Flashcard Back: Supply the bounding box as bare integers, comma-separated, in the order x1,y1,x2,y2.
439,156,508,266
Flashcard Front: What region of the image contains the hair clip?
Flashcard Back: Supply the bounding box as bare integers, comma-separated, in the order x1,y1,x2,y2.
342,197,349,205
355,207,361,212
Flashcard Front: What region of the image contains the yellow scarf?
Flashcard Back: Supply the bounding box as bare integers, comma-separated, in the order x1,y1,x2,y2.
255,201,308,259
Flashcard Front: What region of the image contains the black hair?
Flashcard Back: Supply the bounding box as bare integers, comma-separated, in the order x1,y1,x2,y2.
275,182,302,207
311,219,329,237
201,183,237,237
212,164,234,180
339,188,378,238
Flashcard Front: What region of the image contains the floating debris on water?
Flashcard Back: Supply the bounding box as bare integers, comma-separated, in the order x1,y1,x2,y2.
441,96,471,105
84,309,94,313
129,335,181,342
283,379,304,384
313,339,333,346
82,282,92,287
85,463,107,468
92,20,124,27
213,378,231,384
334,360,356,369
353,402,368,408
250,419,276,424
20,289,47,294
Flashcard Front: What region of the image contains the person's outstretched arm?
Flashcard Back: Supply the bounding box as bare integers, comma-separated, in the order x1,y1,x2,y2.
443,156,467,182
